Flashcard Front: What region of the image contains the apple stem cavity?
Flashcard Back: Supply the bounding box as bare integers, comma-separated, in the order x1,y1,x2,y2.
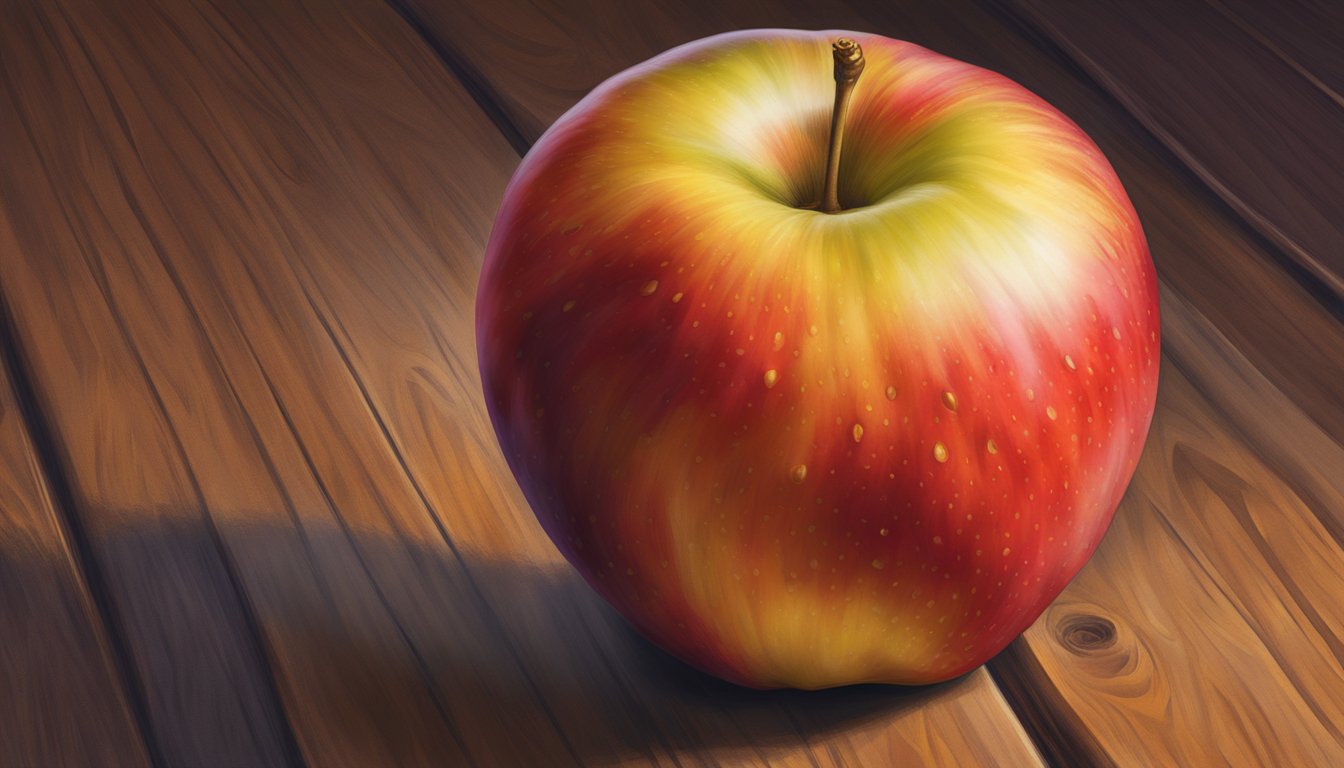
822,38,865,214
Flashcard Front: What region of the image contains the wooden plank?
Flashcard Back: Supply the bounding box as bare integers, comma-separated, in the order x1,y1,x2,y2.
995,287,1344,766
1210,0,1344,101
1002,0,1344,301
388,0,1344,763
0,283,150,768
397,0,1344,449
0,0,522,764
1,0,1043,764
0,10,303,765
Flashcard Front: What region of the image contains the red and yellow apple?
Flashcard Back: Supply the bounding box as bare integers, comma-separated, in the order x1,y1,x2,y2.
477,29,1159,688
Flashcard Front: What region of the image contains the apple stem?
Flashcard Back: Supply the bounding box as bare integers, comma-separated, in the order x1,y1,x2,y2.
821,38,865,214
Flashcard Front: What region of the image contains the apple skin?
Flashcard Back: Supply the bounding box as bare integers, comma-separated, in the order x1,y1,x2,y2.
477,29,1158,689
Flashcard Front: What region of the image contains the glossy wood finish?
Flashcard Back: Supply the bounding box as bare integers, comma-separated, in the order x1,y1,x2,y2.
1,0,1340,765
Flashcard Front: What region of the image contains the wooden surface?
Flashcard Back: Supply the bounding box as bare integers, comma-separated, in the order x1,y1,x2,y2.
0,288,150,766
0,0,1339,765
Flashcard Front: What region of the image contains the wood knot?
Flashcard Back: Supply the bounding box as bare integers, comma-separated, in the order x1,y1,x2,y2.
1057,613,1117,655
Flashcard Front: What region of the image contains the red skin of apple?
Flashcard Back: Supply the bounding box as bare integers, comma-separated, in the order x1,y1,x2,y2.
477,30,1159,688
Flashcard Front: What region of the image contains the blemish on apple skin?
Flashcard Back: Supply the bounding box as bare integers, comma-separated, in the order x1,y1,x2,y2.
885,385,898,401
641,279,660,296
763,369,779,389
852,424,864,443
562,300,576,312
987,439,999,454
772,331,785,350
672,291,684,303
1064,354,1077,371
933,442,949,463
1046,406,1058,420
808,324,819,337
790,464,808,484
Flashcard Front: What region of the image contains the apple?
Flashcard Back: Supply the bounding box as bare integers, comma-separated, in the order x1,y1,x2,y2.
476,29,1159,689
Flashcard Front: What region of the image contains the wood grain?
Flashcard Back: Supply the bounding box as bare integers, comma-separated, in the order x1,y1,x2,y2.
0,0,1043,764
0,8,308,765
998,288,1344,766
1210,0,1344,101
0,274,150,767
1003,0,1344,301
392,0,1344,763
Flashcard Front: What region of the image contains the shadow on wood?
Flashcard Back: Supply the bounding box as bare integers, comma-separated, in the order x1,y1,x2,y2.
91,518,947,765
233,521,956,763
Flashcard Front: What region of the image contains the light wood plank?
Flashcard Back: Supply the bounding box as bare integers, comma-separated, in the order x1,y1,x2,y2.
997,287,1344,766
0,0,1043,764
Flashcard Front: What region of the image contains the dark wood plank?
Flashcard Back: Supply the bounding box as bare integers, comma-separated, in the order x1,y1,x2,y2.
0,0,1043,764
0,262,150,768
1211,0,1344,101
1002,0,1344,300
391,0,1344,763
398,0,1344,451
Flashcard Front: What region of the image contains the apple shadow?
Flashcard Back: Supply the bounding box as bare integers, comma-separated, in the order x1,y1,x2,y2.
254,523,971,765
79,516,971,765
